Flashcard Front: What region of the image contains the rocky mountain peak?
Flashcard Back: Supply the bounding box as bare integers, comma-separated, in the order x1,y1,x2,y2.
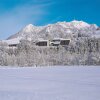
7,20,99,41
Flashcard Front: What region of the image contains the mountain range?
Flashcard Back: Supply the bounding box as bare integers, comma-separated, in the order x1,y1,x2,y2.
5,20,100,43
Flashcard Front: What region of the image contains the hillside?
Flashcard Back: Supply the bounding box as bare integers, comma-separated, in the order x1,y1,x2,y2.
0,20,100,66
7,20,99,41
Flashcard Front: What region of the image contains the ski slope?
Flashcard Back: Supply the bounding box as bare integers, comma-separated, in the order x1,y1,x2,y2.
0,66,100,100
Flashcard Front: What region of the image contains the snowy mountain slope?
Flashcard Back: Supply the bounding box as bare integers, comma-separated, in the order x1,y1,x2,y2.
7,24,44,41
57,20,90,29
7,20,99,41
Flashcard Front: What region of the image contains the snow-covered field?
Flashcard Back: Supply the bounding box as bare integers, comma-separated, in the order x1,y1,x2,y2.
0,66,100,100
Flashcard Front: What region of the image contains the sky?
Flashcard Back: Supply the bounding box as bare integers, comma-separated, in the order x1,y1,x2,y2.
0,0,100,39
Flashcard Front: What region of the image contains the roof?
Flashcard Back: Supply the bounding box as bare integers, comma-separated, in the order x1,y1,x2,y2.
2,38,20,45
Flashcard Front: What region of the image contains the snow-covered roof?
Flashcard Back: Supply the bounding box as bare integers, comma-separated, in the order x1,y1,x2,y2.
2,38,21,45
36,38,48,42
92,34,100,39
52,38,70,41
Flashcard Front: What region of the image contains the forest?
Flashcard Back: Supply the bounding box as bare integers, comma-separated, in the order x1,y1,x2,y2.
0,36,100,66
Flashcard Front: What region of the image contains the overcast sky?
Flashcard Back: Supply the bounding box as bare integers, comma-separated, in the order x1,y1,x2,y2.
0,0,100,39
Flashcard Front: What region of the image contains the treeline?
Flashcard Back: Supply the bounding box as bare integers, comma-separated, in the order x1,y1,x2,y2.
0,37,100,66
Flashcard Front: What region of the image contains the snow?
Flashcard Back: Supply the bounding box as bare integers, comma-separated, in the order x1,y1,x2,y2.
57,21,67,28
23,24,34,32
57,20,90,29
2,38,21,45
7,20,98,40
92,34,100,38
70,20,90,29
0,66,100,100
